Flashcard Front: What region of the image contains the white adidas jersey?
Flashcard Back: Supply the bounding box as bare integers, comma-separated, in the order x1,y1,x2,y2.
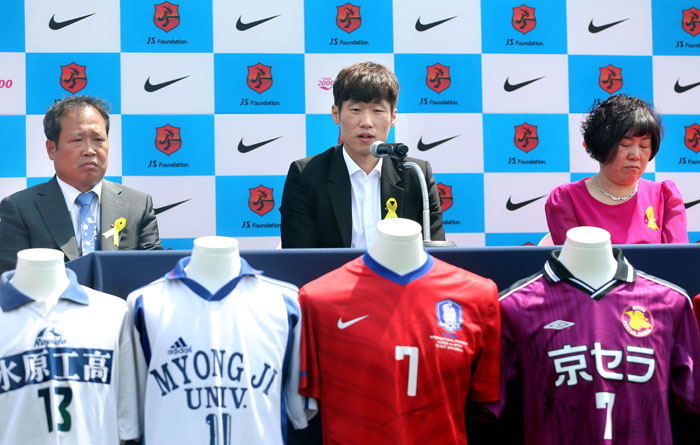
127,256,312,445
0,269,140,445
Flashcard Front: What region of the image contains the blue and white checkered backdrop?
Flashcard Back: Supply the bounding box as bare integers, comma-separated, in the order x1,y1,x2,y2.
1,0,699,248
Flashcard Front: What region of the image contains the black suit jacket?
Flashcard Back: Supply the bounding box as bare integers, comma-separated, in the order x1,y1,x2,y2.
0,177,163,274
280,145,445,248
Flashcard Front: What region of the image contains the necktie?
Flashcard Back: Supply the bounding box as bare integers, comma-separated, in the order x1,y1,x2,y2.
76,192,97,255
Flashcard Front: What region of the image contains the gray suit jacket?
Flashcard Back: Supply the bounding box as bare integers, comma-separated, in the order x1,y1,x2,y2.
0,177,162,274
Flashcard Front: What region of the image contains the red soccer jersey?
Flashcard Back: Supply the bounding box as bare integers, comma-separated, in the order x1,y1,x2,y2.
299,254,500,444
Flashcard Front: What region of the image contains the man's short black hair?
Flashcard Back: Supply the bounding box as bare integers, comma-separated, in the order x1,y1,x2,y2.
582,94,662,164
333,62,399,111
44,95,111,144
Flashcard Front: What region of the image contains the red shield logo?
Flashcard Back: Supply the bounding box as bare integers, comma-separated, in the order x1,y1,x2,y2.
155,124,182,156
437,183,453,212
154,2,180,32
336,3,361,33
247,63,273,94
514,123,539,153
682,7,700,37
426,63,451,94
60,63,87,94
599,64,623,94
685,124,700,153
249,185,274,216
512,5,536,34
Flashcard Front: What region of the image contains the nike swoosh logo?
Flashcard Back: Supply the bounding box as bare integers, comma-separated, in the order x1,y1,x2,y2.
415,16,457,32
503,76,545,92
236,15,280,31
674,79,700,94
506,195,546,211
154,199,191,216
237,136,282,153
337,315,369,329
588,18,629,33
685,199,700,209
144,75,190,92
49,13,96,30
417,135,459,151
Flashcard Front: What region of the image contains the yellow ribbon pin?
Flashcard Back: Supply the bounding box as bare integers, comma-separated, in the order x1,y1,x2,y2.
645,206,659,230
385,198,398,219
113,217,126,246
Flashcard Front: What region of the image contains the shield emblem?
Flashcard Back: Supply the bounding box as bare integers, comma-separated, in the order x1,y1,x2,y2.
599,64,623,94
60,62,87,94
154,1,180,33
155,124,182,156
336,3,361,33
436,299,463,333
437,183,453,212
426,63,451,94
682,7,700,37
685,124,700,153
512,5,536,34
249,185,274,216
514,123,539,153
247,63,273,94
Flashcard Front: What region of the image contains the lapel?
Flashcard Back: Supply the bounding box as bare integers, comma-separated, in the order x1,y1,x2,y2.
327,146,352,247
36,177,80,261
380,158,405,219
99,180,126,252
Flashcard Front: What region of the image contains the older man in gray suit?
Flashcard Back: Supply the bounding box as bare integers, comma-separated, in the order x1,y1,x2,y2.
0,96,162,274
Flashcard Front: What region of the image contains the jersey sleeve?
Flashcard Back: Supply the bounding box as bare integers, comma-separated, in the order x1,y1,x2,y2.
670,295,700,413
545,184,579,245
126,291,150,437
117,298,142,441
660,180,689,243
298,287,321,400
283,291,318,429
468,279,501,403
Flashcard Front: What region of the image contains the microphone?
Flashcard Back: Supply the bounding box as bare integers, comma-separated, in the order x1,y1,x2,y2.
369,141,408,159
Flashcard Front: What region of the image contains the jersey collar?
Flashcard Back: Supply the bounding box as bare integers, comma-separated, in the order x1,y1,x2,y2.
0,268,89,312
543,248,636,300
166,256,258,301
362,252,434,286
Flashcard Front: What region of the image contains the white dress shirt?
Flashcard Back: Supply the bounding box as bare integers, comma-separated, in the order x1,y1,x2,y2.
343,148,382,249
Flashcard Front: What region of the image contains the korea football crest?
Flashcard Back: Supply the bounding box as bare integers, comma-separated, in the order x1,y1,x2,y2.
426,63,451,94
512,5,536,35
685,124,700,153
154,2,180,32
249,185,274,216
336,3,361,33
682,7,700,37
155,124,182,155
60,62,87,94
437,183,453,212
436,299,462,333
247,63,273,94
599,64,623,94
514,123,538,153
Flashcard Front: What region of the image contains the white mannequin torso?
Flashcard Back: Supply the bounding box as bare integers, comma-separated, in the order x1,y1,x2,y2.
184,236,241,294
558,226,617,289
367,218,427,275
9,248,69,310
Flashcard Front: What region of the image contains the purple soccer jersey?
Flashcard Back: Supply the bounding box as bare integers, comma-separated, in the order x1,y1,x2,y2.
497,249,700,445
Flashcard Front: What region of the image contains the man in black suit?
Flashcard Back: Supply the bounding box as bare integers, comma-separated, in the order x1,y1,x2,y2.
280,62,445,248
0,95,162,274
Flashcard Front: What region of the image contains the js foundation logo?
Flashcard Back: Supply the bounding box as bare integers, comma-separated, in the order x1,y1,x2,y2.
599,64,622,94
437,183,453,212
686,124,700,153
514,123,538,153
154,2,180,33
682,7,700,37
247,63,273,94
155,124,182,156
60,62,87,94
336,3,361,33
426,63,451,93
249,185,274,216
512,5,536,35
